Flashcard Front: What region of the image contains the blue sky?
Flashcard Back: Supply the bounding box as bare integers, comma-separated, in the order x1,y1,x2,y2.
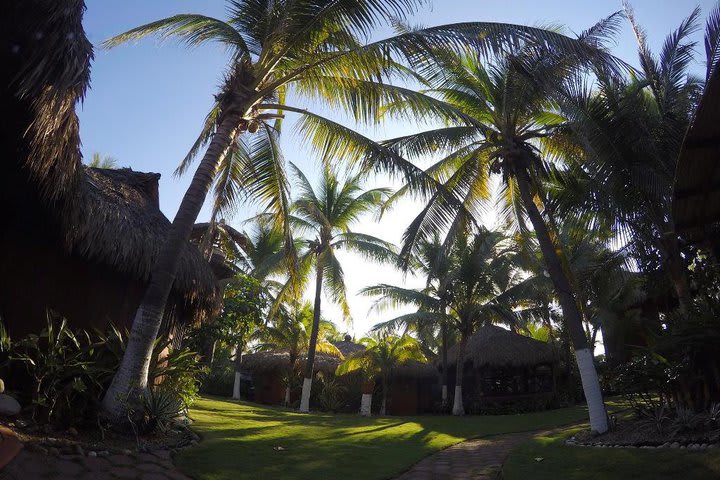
79,0,716,337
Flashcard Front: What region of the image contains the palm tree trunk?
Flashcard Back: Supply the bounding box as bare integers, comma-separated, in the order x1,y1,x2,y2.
360,380,374,416
441,323,449,407
299,262,324,413
663,233,691,312
232,344,243,400
452,332,467,416
515,167,608,433
380,376,388,415
102,111,242,419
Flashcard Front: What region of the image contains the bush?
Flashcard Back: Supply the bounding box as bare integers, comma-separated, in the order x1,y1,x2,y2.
5,317,110,426
1,317,204,429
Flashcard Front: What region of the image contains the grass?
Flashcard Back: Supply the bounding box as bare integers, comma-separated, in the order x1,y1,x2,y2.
503,425,720,480
175,396,597,480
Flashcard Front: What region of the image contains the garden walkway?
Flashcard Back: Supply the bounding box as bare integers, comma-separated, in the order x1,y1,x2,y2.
0,448,191,480
394,430,545,480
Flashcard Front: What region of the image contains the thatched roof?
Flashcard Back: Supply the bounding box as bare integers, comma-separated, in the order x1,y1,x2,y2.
391,360,438,380
673,65,720,241
446,324,555,368
2,0,92,201
241,350,343,375
332,335,366,357
63,167,221,316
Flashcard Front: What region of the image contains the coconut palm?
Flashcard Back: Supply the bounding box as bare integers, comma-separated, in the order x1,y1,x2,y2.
336,333,425,415
100,0,622,417
549,4,720,314
551,4,720,329
382,52,612,428
290,164,396,412
255,301,341,405
368,229,542,415
362,234,455,406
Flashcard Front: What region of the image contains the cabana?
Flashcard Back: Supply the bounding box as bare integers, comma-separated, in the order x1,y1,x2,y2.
334,336,438,415
0,2,220,338
0,167,221,338
240,350,343,404
444,325,557,413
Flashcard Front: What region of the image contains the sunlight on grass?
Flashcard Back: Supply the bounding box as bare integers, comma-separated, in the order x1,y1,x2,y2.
176,396,596,480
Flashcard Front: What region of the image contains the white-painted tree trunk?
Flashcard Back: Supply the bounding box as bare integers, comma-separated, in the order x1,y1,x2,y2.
452,385,464,416
284,386,291,406
360,393,372,416
575,348,608,433
232,372,242,400
441,385,448,406
299,377,312,412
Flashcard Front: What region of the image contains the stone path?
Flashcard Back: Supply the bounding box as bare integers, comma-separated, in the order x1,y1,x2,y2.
394,431,540,480
0,448,191,480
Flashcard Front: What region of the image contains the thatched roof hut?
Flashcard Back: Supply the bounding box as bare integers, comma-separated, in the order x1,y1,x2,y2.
673,65,720,244
241,350,343,375
0,2,221,337
0,166,221,337
332,335,366,357
446,324,555,368
74,168,221,316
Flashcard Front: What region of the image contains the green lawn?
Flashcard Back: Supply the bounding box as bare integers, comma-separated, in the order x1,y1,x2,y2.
176,396,596,480
503,425,720,480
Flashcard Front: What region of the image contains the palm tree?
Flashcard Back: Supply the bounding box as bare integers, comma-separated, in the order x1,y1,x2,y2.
100,0,621,417
551,4,720,315
255,301,340,405
290,164,396,412
362,234,455,406
336,333,425,415
368,229,541,415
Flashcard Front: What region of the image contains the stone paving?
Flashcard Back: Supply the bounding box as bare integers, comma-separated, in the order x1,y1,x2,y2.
0,448,191,480
394,431,538,480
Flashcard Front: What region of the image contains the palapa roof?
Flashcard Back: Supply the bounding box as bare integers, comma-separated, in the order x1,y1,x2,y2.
391,360,438,380
241,350,343,375
673,65,720,241
332,335,366,357
64,167,221,317
446,324,555,368
332,336,438,380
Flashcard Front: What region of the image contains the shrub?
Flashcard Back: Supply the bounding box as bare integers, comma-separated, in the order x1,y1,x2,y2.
6,317,110,426
316,377,347,412
141,387,185,433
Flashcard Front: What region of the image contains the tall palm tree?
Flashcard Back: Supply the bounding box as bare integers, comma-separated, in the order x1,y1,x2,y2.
290,164,396,412
381,45,616,428
368,229,541,415
551,4,720,315
363,234,455,406
255,301,340,405
100,0,621,417
336,333,425,415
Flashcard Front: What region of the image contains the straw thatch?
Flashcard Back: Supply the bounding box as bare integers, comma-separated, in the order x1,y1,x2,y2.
332,335,366,357
391,360,438,380
674,65,720,241
241,350,343,375
64,167,221,316
1,0,92,201
446,324,555,368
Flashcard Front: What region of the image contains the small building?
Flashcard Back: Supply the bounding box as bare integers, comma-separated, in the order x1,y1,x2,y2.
334,336,438,415
240,350,343,405
444,325,557,413
0,167,221,338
